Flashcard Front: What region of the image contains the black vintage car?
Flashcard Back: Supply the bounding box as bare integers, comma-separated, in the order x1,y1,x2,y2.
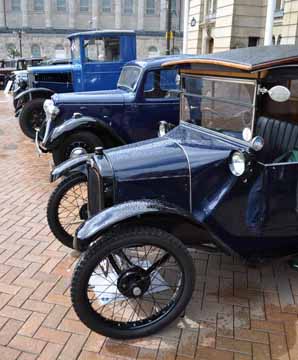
0,57,43,90
49,46,298,339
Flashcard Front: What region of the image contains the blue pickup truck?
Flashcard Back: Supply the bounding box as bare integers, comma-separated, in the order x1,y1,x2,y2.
14,30,136,139
36,56,183,165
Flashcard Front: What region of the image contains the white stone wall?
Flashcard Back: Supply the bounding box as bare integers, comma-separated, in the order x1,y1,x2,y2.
186,0,298,55
0,32,183,59
0,0,184,59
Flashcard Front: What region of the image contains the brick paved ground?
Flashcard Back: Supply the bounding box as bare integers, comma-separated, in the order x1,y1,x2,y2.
1,92,298,359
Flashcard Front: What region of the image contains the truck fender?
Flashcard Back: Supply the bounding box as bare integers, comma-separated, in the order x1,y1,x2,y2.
48,115,126,150
14,88,55,112
74,200,215,252
50,154,90,182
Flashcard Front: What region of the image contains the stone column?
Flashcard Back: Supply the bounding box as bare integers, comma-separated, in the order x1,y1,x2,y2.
160,0,167,31
115,0,121,29
69,0,76,28
21,0,29,28
137,0,144,30
201,0,209,53
45,0,52,28
0,0,6,28
92,0,100,29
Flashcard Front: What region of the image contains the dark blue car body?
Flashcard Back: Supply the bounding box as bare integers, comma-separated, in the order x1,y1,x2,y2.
39,56,183,158
14,30,137,113
51,45,298,261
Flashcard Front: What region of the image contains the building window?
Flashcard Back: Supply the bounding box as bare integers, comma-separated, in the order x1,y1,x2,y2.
148,46,159,57
33,0,44,11
80,0,89,12
56,0,66,11
146,0,155,15
123,0,133,15
248,37,260,47
207,0,217,17
31,44,41,57
275,0,284,18
11,0,21,11
102,0,111,13
171,0,176,15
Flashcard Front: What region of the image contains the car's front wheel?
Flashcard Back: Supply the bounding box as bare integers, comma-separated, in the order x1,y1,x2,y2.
52,131,103,165
19,98,46,139
47,173,88,249
71,226,195,339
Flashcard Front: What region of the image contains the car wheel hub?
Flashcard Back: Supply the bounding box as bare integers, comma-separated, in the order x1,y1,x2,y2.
70,146,88,159
117,267,150,298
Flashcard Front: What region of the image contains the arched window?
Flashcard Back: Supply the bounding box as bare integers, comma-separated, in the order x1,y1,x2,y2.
148,46,159,58
55,44,66,59
31,44,41,57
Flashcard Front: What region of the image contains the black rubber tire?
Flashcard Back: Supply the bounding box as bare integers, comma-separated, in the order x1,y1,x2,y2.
71,226,195,339
47,173,87,249
52,131,103,166
19,98,46,139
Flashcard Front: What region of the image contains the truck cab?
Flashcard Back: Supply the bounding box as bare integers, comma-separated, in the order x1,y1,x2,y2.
14,30,137,139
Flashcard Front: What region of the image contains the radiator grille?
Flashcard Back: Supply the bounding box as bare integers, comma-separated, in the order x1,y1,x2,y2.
87,165,104,216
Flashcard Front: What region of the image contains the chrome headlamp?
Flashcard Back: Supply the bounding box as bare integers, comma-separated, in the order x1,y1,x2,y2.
229,151,247,177
43,99,60,119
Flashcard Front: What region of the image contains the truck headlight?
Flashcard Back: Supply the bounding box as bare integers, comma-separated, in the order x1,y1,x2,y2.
229,151,246,177
43,99,60,118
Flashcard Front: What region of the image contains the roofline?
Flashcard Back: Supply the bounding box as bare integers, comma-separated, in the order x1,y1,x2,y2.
68,30,136,39
163,55,298,72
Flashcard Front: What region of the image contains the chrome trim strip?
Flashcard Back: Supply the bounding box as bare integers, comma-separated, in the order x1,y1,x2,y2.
169,138,192,213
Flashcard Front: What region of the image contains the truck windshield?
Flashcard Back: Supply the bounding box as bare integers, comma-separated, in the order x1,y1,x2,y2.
117,66,141,91
181,75,256,141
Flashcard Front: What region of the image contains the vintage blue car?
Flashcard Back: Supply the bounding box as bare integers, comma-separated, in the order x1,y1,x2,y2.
48,45,298,339
37,56,182,165
15,30,136,139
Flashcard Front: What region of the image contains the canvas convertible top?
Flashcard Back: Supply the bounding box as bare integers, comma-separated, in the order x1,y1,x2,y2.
164,45,298,72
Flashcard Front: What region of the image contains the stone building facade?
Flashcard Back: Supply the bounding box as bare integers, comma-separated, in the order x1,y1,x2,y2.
0,0,184,59
186,0,298,55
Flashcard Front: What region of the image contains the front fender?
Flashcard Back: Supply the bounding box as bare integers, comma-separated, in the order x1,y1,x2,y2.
50,154,90,182
15,87,55,102
47,115,125,150
74,200,204,251
14,88,55,112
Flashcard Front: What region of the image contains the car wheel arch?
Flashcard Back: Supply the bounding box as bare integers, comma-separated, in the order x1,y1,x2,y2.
51,120,126,150
75,200,220,252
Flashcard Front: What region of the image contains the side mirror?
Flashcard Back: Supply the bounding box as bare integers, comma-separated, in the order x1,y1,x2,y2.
259,85,291,102
268,86,291,102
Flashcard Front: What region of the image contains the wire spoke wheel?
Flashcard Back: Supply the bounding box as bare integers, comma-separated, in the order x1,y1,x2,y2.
47,173,88,248
71,226,195,339
58,180,88,237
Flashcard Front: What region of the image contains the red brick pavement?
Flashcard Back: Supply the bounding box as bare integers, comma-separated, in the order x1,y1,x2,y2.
0,92,298,359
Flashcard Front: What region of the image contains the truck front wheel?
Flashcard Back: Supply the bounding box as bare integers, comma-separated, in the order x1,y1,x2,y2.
52,131,104,166
19,98,46,139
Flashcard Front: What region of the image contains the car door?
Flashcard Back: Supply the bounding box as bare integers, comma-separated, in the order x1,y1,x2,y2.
82,37,124,91
128,68,180,141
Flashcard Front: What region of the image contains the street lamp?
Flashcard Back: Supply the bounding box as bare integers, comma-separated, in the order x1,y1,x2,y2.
13,29,24,57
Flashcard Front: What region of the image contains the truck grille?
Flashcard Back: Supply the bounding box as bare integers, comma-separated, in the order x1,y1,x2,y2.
87,164,104,217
